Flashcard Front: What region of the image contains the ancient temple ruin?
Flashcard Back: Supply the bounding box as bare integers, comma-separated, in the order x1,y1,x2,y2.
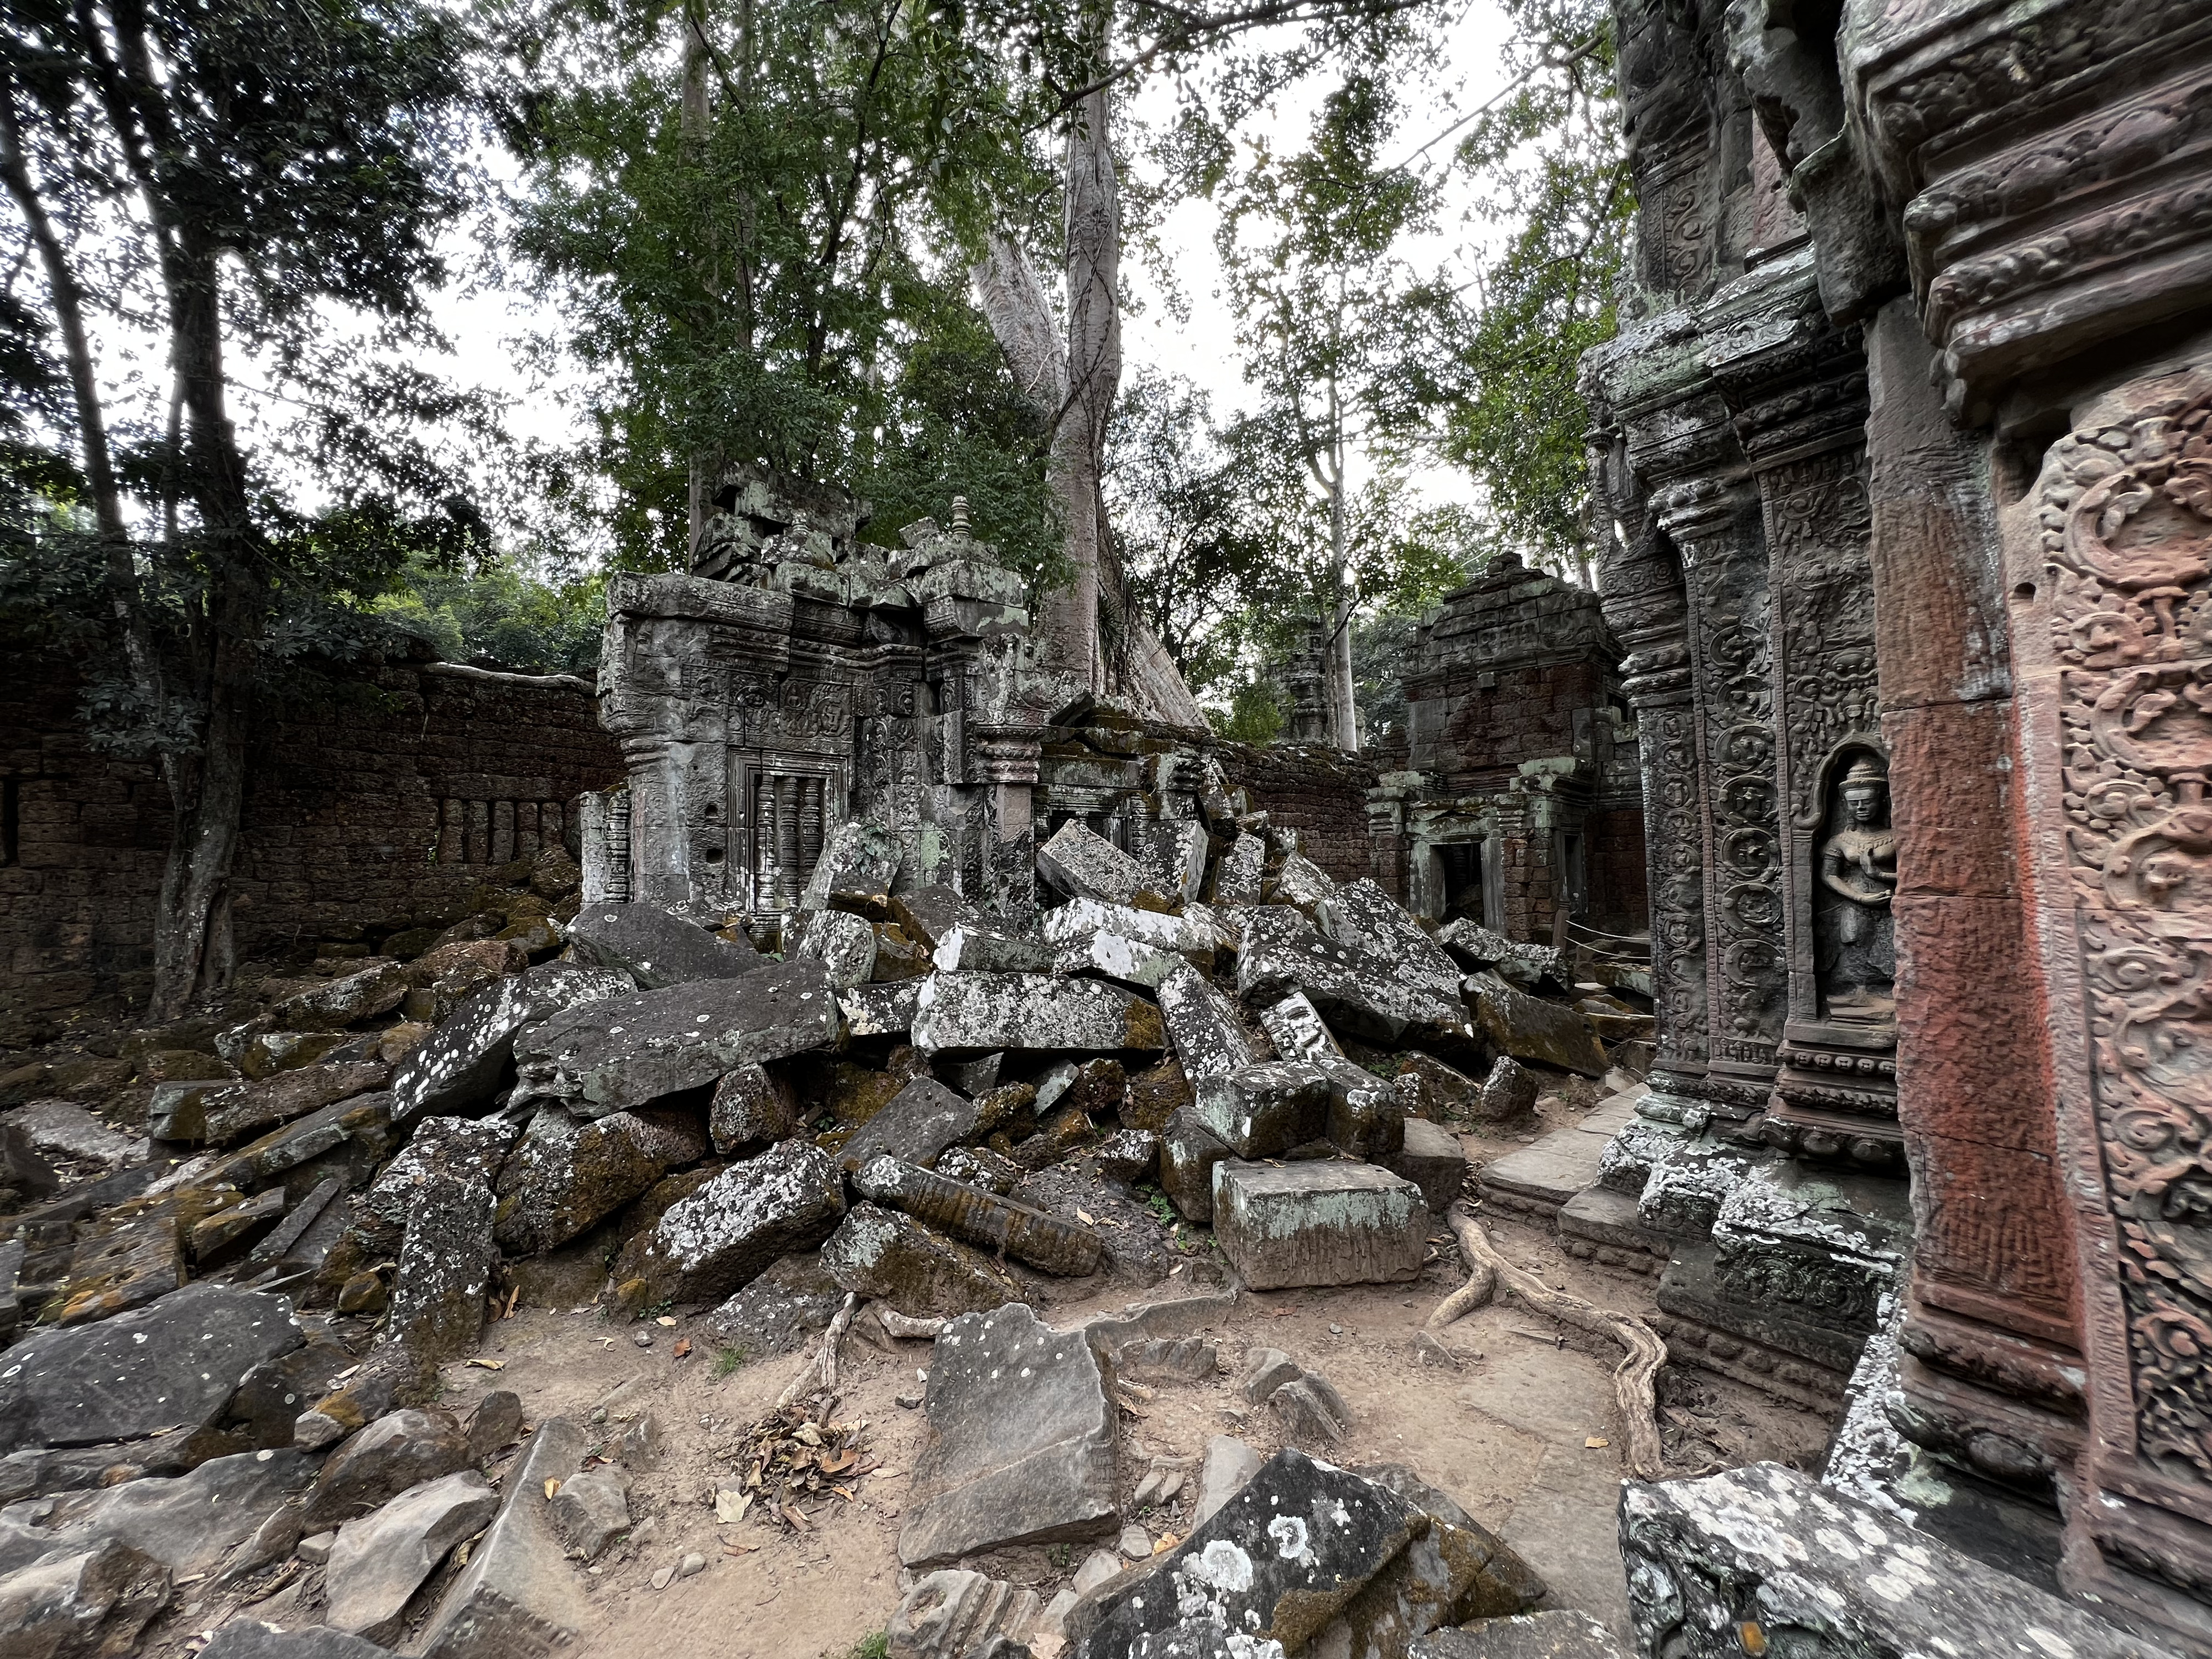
1571,0,2212,1644
1366,556,1647,946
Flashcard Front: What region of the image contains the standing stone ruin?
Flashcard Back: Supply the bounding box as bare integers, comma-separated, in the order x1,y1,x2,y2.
1574,0,2212,1646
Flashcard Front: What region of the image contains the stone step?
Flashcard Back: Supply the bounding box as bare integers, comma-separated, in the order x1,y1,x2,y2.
1477,1125,1610,1215
1556,1187,1668,1276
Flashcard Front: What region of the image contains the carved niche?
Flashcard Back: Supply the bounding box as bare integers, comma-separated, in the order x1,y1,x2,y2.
2035,384,2212,1485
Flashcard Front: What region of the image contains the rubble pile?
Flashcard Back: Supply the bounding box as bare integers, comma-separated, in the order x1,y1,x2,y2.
0,809,1631,1654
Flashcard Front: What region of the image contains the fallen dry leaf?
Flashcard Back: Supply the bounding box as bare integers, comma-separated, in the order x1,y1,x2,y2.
1584,1437,1610,1449
465,1358,505,1371
781,1503,812,1531
656,1315,679,1327
714,1489,752,1524
673,1339,693,1359
543,1478,562,1500
1077,1208,1096,1224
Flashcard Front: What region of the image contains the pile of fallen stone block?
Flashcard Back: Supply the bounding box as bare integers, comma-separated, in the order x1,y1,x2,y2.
0,804,1627,1655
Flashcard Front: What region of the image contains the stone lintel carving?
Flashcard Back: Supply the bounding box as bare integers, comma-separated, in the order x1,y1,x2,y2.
1845,0,2212,420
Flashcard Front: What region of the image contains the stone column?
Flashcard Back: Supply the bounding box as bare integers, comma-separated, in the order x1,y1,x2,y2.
971,729,1041,920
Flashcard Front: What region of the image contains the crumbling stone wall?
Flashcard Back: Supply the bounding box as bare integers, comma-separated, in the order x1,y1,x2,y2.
1211,743,1378,888
0,645,620,1037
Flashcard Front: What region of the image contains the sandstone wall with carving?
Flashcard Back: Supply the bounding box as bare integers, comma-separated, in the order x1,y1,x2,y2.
0,648,621,1039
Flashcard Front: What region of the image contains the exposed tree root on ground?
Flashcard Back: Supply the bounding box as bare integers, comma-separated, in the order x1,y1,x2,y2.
778,1292,858,1410
1431,1203,1671,1480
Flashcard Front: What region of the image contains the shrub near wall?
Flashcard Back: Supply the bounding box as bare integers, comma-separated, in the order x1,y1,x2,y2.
0,644,622,1040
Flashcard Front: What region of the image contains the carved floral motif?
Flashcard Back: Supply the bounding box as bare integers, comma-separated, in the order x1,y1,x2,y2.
2044,390,2212,1480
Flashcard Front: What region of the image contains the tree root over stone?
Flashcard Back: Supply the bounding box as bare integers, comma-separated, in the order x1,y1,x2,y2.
778,1291,859,1410
1428,1203,1670,1480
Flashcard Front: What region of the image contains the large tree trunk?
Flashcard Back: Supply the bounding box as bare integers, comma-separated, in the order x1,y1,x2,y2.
680,0,722,562
1324,460,1358,750
148,236,259,1020
1055,79,1119,693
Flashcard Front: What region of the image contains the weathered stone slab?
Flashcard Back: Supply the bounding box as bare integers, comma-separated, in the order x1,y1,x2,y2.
204,1062,391,1148
1037,822,1150,905
0,1447,316,1578
931,924,1055,974
1467,974,1606,1078
795,906,878,990
0,1540,169,1658
1212,1160,1428,1290
938,1144,1023,1196
199,1092,396,1197
1437,920,1569,991
513,959,840,1114
270,962,413,1031
1067,1448,1423,1658
839,980,922,1039
1475,1055,1540,1123
630,1139,846,1303
1258,991,1343,1062
707,1062,797,1154
544,1465,629,1561
1156,963,1261,1083
1,1101,138,1170
890,884,983,952
801,818,900,912
1051,930,1186,990
365,1115,519,1230
1043,898,1209,958
821,1203,1020,1318
1193,1436,1262,1526
392,963,633,1126
1160,1109,1230,1224
1317,879,1463,995
378,1172,495,1374
911,973,1164,1058
702,1254,844,1360
1411,1613,1624,1657
1138,820,1210,905
839,1076,981,1171
324,1469,498,1640
1211,833,1265,905
303,1408,472,1530
1241,935,1473,1047
853,1155,1103,1276
416,1416,589,1659
900,1303,1118,1568
889,1569,1042,1659
0,1282,300,1455
1269,851,1339,912
1620,1463,2173,1659
493,1105,709,1255
1191,1061,1332,1159
566,901,758,990
200,1622,392,1658
1389,1118,1469,1211
1318,1057,1406,1161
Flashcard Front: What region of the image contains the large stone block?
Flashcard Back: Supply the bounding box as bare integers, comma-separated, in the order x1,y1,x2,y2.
1211,833,1265,905
416,1417,589,1659
1240,934,1472,1047
911,973,1164,1058
629,1139,846,1303
391,962,633,1126
1066,1448,1423,1657
1160,1109,1231,1224
1037,822,1151,905
0,1282,301,1457
1042,898,1210,958
1467,974,1606,1078
1211,1160,1428,1290
1317,879,1462,997
839,1075,982,1171
931,924,1056,974
302,1409,472,1531
801,818,900,912
900,1303,1119,1568
513,959,840,1114
1191,1061,1332,1158
795,906,878,990
563,901,759,989
378,1171,495,1375
1387,1118,1468,1211
1156,963,1261,1083
203,1062,392,1148
0,1540,169,1658
820,1203,1020,1318
1620,1463,2171,1659
493,1104,709,1255
1138,820,1210,904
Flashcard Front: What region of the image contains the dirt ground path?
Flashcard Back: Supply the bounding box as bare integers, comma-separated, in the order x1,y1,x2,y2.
205,1192,1825,1659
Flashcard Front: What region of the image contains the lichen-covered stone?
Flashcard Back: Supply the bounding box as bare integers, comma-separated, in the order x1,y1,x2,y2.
1138,820,1211,905
702,1254,844,1360
800,817,900,913
1411,1612,1624,1657
795,906,878,990
1620,1462,2171,1659
269,962,413,1031
629,1139,846,1303
565,901,758,990
1037,822,1151,905
391,962,633,1126
912,973,1164,1058
840,1076,981,1170
1093,1127,1159,1185
890,884,983,952
1212,1160,1428,1290
364,1115,519,1230
820,1203,1020,1318
1467,974,1606,1078
1192,1061,1332,1159
377,1172,495,1376
1050,929,1186,989
708,1062,797,1154
1043,898,1209,958
1258,991,1343,1063
493,1104,709,1255
1387,1118,1468,1212
938,1145,1024,1196
1437,920,1568,990
839,980,923,1037
1239,932,1473,1048
1121,1058,1193,1132
1156,963,1261,1086
1160,1108,1230,1224
930,924,1055,974
1317,879,1463,998
202,1062,392,1149
513,959,840,1115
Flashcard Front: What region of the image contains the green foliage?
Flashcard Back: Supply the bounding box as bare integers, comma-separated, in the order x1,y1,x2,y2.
714,1345,750,1377
1207,677,1287,747
373,557,607,677
841,1634,890,1659
492,0,1061,578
